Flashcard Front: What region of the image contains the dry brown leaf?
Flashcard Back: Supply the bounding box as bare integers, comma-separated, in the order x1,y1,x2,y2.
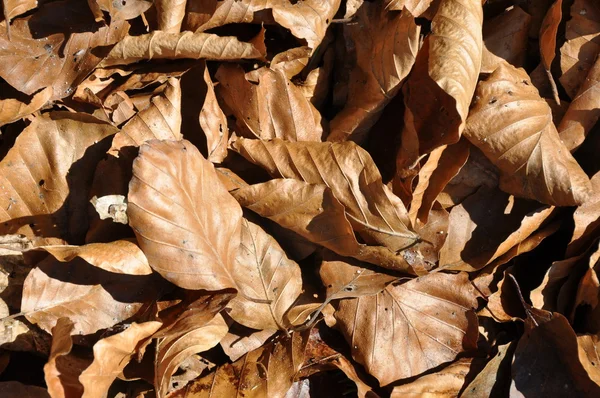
0,0,128,98
461,342,516,398
2,0,37,22
568,171,600,257
21,241,160,335
439,187,555,271
232,138,419,253
481,6,531,73
327,4,420,142
0,113,117,241
90,0,152,21
90,195,128,225
220,322,275,362
464,63,592,206
200,66,229,163
577,334,600,385
195,0,276,31
79,321,162,398
0,382,50,397
156,0,187,33
400,0,483,155
334,272,479,385
128,139,243,290
229,218,302,331
385,0,435,17
168,329,309,398
559,0,600,98
391,358,475,397
539,0,563,103
558,55,600,152
271,47,311,80
44,318,84,398
103,31,263,67
409,140,470,225
510,310,600,396
215,65,323,141
0,87,52,127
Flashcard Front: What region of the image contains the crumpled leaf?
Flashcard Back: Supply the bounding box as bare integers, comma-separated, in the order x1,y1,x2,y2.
461,342,516,398
156,0,187,33
200,66,229,163
327,3,420,142
229,218,303,331
21,241,160,335
79,321,162,398
215,65,323,141
558,55,600,152
0,86,52,127
463,63,592,206
90,195,128,224
568,171,600,257
128,139,243,290
334,272,479,385
539,0,563,104
2,0,37,22
0,113,117,241
559,0,600,98
103,31,264,67
0,0,129,98
391,359,476,397
44,318,84,398
89,0,152,21
232,138,419,253
220,321,276,362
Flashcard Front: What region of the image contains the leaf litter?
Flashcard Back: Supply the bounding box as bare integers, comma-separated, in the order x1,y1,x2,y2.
0,0,599,397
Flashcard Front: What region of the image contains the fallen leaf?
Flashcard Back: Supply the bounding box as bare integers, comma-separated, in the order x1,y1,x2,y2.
568,172,600,257
156,0,187,33
391,358,476,397
90,195,128,225
334,272,479,385
0,87,52,127
200,66,229,163
89,0,152,21
128,139,242,290
463,63,592,206
461,342,516,398
44,318,84,398
539,0,563,104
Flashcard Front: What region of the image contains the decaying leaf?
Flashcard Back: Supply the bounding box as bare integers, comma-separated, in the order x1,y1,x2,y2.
539,0,563,103
464,63,592,206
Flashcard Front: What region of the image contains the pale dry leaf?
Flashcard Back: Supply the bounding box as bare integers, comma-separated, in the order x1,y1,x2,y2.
2,0,37,21
44,318,83,398
0,298,29,347
90,195,128,225
539,0,563,104
21,241,160,335
461,342,516,398
127,139,243,290
463,63,592,206
0,86,52,127
577,334,600,386
79,321,162,398
334,272,479,385
384,0,435,17
0,113,118,240
400,0,483,155
558,55,600,151
229,218,303,331
232,138,419,253
568,171,600,257
559,0,600,98
481,6,531,73
0,0,129,98
391,358,474,397
200,66,229,163
196,0,278,32
156,0,187,33
271,47,311,80
103,31,263,67
327,4,420,142
220,324,276,362
90,0,152,21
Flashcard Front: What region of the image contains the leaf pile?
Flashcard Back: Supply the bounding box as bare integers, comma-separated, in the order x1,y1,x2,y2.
0,0,600,397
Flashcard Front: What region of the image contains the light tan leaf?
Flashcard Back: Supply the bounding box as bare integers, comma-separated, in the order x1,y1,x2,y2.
128,139,243,290
2,0,37,21
271,47,311,80
103,31,263,67
168,330,310,398
0,86,52,127
559,0,600,98
400,0,483,154
481,6,531,73
200,67,229,163
196,0,278,31
327,4,420,142
391,359,474,397
79,321,162,398
577,334,600,386
220,322,276,362
232,138,418,253
558,55,600,151
21,241,160,335
539,0,563,103
156,0,187,33
439,187,555,271
461,342,516,398
0,0,128,98
271,0,340,51
90,195,128,224
568,172,600,257
463,63,592,206
216,65,323,141
90,0,152,21
0,298,29,347
334,272,479,385
0,113,117,240
44,318,84,398
0,382,50,398
229,218,302,331
110,77,182,157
